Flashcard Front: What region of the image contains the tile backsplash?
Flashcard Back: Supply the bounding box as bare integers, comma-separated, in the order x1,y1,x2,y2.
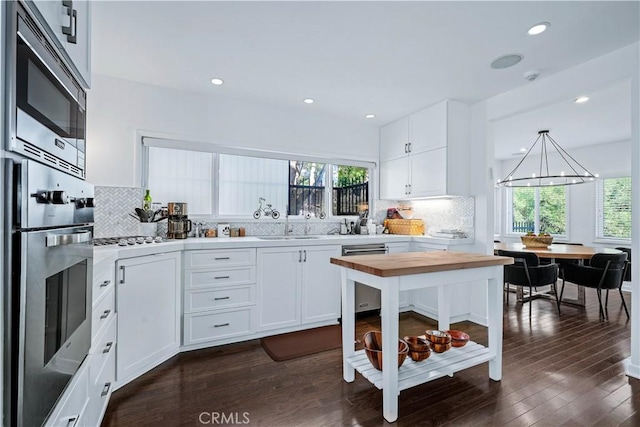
94,186,474,239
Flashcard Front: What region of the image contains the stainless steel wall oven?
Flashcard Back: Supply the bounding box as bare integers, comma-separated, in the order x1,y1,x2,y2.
5,159,94,427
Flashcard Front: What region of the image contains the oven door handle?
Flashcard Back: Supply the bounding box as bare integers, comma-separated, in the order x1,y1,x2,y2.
46,230,92,247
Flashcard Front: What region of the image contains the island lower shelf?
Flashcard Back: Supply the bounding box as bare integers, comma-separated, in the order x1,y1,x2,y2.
347,341,493,392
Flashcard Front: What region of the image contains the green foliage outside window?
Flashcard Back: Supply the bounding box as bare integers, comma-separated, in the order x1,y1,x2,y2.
511,186,566,235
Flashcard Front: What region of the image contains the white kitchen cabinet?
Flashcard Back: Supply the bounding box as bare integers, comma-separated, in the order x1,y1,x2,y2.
379,116,410,161
411,242,474,320
257,245,341,332
182,248,257,348
301,245,341,324
43,362,89,427
116,252,181,388
26,0,91,87
385,243,412,308
379,99,470,199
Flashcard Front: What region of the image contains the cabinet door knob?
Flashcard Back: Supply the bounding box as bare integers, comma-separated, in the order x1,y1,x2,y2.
213,296,230,301
103,341,113,353
101,382,112,397
100,309,111,319
214,275,230,280
214,257,230,260
100,280,111,288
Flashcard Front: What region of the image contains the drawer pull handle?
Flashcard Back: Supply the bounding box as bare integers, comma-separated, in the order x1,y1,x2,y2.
214,296,230,301
214,257,230,260
100,280,111,288
101,382,112,397
100,309,111,319
214,275,230,280
103,341,113,353
213,323,229,328
66,415,79,427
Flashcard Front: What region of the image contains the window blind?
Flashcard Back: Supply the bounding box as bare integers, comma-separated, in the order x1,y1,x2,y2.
596,177,632,240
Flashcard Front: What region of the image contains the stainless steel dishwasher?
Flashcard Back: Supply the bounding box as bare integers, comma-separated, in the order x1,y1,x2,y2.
342,243,387,313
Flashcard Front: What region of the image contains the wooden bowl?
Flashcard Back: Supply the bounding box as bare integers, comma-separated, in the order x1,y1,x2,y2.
430,342,452,353
403,336,431,362
363,331,409,371
446,330,470,348
425,330,451,345
521,235,553,248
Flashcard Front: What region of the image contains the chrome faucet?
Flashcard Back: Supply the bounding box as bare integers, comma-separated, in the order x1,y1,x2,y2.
284,205,293,236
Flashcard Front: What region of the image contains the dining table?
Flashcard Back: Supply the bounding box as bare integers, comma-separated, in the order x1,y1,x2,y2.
494,242,622,306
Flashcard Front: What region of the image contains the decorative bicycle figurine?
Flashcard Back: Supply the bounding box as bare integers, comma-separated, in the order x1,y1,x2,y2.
303,204,326,220
253,197,280,219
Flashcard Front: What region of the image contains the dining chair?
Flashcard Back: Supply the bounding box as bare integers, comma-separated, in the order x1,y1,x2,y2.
560,252,629,319
497,250,561,319
615,247,631,282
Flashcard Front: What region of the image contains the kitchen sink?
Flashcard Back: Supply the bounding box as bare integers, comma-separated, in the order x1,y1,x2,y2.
257,236,320,240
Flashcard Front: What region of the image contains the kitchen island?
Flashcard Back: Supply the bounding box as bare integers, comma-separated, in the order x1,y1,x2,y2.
330,251,513,422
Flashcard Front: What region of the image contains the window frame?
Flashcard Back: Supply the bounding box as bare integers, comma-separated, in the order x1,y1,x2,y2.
503,185,569,239
594,175,632,243
141,135,374,220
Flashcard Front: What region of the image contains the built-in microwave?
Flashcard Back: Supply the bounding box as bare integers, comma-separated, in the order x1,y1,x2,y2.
11,3,87,180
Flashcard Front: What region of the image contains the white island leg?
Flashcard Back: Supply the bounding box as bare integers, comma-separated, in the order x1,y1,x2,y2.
381,279,400,423
341,269,355,382
437,285,451,331
487,271,503,381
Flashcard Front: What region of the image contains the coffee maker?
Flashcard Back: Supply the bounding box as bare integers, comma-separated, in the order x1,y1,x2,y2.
167,202,191,239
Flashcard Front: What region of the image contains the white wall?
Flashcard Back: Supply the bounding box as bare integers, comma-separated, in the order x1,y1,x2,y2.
86,74,379,187
496,139,632,246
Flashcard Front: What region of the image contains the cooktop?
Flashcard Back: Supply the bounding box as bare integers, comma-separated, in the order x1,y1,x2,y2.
93,236,165,246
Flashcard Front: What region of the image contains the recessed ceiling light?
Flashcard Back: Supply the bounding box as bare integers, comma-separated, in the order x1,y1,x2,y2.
490,54,524,70
574,96,590,103
210,78,224,86
528,22,550,35
520,147,527,153
365,114,375,119
303,98,314,104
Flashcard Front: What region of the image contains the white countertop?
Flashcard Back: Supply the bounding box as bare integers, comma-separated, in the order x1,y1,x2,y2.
93,233,474,263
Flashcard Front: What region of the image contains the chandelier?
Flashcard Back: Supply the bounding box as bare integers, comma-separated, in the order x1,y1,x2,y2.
497,130,598,187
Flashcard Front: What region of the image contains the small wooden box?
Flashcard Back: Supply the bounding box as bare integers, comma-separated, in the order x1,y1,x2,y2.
387,219,424,235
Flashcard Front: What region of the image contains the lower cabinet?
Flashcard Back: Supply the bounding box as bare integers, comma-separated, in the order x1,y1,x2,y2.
386,242,412,308
182,248,257,348
116,252,181,387
44,362,90,427
257,245,341,332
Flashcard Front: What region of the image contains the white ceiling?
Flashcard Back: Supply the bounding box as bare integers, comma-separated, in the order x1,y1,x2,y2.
91,1,639,157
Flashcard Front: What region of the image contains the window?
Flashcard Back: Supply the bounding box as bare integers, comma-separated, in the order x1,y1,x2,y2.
506,186,567,236
147,147,213,214
143,139,371,218
596,177,631,240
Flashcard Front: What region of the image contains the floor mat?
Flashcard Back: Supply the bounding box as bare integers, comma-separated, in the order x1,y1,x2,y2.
260,324,341,361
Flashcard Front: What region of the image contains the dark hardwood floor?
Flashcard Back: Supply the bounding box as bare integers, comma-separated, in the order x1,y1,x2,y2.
103,285,638,426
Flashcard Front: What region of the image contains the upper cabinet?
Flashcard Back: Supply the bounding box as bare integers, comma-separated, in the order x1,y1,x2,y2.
379,100,470,199
27,1,91,88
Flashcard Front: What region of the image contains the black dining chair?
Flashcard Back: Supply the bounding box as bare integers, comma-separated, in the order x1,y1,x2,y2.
560,252,629,319
497,250,561,319
615,247,631,282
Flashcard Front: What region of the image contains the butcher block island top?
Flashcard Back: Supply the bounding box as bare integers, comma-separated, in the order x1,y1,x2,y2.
330,250,513,277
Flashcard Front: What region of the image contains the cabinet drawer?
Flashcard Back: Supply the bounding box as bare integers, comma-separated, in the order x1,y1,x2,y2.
45,364,89,427
93,263,115,306
91,287,115,343
186,248,256,268
185,267,256,289
89,315,116,386
184,308,253,344
87,350,115,427
184,286,255,313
